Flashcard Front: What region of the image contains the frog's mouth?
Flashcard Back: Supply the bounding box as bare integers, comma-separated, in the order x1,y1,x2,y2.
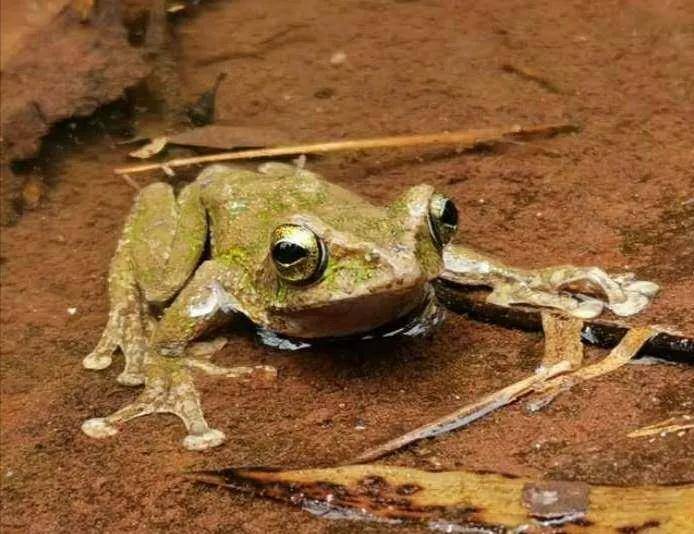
257,285,445,350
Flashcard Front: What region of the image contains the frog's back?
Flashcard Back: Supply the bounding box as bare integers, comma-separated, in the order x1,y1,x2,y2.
197,165,389,266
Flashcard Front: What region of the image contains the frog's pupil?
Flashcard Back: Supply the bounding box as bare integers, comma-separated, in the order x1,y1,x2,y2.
441,200,458,227
273,241,308,265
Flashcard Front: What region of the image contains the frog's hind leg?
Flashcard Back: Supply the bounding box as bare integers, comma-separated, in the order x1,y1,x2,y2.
83,182,207,386
442,245,659,319
82,237,150,386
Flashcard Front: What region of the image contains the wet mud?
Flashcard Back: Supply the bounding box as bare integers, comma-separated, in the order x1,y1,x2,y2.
1,1,693,532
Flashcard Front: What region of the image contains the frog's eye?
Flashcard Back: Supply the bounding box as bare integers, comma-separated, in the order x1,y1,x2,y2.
270,224,327,284
428,193,458,247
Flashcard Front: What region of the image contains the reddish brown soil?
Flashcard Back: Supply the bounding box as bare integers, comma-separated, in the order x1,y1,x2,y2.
1,1,693,532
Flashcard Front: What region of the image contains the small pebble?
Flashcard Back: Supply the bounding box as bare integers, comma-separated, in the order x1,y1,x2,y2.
330,51,346,65
67,307,78,315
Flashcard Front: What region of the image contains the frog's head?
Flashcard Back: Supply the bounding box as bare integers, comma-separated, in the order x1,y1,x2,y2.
255,184,458,338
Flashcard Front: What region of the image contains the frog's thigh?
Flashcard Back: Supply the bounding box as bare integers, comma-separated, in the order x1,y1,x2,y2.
85,182,207,384
129,181,207,305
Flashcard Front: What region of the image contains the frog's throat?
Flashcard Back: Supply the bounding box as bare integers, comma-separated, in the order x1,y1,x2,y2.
256,285,443,348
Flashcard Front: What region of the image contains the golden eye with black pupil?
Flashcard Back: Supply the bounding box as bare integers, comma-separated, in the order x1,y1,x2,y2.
270,224,327,284
428,193,458,247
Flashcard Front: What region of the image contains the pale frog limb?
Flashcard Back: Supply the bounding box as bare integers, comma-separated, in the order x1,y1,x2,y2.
83,181,207,385
442,245,659,319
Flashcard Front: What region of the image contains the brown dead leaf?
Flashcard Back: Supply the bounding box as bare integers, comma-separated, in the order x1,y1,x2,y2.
128,136,169,159
127,126,290,159
192,464,694,531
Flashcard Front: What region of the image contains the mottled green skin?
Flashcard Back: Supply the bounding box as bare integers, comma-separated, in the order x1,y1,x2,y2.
82,162,658,451
86,162,445,383
80,162,446,449
196,164,442,337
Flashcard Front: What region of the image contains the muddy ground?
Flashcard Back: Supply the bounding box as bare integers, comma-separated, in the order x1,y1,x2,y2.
1,1,693,532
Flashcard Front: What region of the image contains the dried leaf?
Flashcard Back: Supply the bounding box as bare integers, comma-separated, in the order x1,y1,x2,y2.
538,311,584,369
128,136,169,159
192,464,694,532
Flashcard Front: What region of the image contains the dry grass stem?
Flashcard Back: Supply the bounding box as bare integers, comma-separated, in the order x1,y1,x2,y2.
114,122,579,175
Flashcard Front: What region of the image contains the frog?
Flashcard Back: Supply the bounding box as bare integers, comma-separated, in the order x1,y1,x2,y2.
81,162,659,450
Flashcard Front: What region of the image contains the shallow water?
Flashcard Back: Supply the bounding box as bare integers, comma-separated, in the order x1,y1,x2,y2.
1,1,693,532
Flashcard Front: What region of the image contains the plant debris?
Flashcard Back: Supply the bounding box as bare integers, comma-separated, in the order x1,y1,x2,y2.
127,125,290,158
354,361,571,463
434,281,694,363
501,62,563,94
114,122,579,175
186,72,227,126
190,464,694,531
355,320,657,463
628,415,693,438
526,326,656,412
538,311,584,369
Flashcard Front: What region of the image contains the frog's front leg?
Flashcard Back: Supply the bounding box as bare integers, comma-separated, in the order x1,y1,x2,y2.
441,245,659,319
83,260,275,450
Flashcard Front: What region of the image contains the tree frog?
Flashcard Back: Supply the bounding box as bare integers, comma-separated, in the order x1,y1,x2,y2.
82,163,658,450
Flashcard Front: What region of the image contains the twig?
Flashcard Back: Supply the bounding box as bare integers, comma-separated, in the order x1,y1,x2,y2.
354,324,657,463
352,360,572,463
525,326,656,412
501,62,563,94
628,415,693,438
113,122,579,175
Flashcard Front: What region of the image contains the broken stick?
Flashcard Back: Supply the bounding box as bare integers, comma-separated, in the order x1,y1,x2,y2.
113,122,579,175
355,322,657,463
525,326,656,412
353,360,572,464
628,415,694,438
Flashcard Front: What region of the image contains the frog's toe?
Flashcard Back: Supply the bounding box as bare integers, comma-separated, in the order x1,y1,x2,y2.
608,292,650,317
625,280,660,298
82,417,119,439
569,297,604,319
182,429,226,451
117,371,146,386
83,351,113,370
